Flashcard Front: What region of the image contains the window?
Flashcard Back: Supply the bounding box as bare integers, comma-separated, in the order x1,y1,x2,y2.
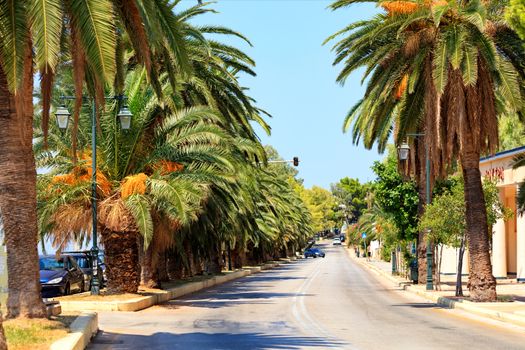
39,257,65,270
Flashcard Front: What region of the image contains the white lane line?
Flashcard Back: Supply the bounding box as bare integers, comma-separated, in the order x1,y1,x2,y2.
291,258,357,349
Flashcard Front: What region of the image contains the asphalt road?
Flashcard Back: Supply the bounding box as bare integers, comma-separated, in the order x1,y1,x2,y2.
88,242,525,349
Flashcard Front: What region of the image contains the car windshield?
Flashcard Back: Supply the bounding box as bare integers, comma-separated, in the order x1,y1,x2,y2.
39,257,65,270
74,256,90,269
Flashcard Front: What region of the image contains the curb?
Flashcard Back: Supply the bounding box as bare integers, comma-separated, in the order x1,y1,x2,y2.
50,312,98,350
57,260,288,312
347,248,525,329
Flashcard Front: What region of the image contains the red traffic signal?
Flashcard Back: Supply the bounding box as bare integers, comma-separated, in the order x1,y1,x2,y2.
293,157,299,167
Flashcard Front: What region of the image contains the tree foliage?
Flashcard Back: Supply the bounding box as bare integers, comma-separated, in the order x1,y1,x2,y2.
331,177,370,221
506,0,525,39
371,153,419,241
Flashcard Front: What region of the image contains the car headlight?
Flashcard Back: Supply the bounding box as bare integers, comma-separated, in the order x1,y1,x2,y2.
46,277,63,284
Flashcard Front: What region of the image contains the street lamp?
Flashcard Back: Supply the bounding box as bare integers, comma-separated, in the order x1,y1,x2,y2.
397,134,433,291
55,105,71,130
54,96,132,295
397,142,410,161
117,105,132,130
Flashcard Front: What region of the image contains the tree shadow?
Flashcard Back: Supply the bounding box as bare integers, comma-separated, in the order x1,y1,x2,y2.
163,292,314,309
390,303,439,309
88,330,349,349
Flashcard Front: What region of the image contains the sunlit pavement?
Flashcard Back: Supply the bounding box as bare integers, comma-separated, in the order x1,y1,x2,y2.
88,243,525,349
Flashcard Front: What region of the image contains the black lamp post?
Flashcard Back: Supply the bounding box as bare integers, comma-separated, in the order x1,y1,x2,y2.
54,96,132,295
398,134,433,291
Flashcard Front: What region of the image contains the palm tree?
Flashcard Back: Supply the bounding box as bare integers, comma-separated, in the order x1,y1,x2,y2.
0,0,225,317
37,67,246,293
327,0,525,301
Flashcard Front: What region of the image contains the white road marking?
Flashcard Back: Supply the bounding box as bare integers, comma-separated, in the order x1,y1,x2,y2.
291,258,356,349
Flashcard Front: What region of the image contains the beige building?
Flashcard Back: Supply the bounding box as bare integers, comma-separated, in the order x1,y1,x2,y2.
480,146,525,281
442,146,525,281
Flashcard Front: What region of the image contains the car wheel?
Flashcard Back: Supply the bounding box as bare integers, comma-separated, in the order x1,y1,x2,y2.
64,283,70,296
313,256,317,258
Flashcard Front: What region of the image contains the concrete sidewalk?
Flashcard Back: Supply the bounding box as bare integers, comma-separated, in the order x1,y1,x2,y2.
348,249,525,328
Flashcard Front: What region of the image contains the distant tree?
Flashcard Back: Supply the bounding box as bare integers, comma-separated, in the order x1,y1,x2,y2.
506,0,525,39
371,154,419,243
331,177,369,221
498,114,525,151
298,186,338,233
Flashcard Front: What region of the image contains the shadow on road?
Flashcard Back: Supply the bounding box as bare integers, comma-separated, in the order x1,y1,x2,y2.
89,330,348,349
163,292,314,309
390,303,440,309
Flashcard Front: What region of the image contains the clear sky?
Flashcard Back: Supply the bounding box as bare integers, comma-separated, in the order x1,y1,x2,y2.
188,0,383,189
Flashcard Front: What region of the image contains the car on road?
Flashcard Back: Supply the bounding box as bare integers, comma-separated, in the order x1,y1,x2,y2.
39,255,85,297
63,251,105,292
332,237,342,245
304,248,325,258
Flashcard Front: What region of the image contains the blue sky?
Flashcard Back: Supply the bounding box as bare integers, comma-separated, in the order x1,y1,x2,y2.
188,0,383,189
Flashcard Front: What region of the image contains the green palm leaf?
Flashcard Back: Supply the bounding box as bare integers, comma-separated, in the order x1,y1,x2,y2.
68,0,116,84
30,0,62,73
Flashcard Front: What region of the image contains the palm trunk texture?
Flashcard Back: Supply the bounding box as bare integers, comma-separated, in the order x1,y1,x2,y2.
416,138,428,285
0,64,45,318
462,155,497,302
102,228,140,294
139,238,160,289
0,307,6,350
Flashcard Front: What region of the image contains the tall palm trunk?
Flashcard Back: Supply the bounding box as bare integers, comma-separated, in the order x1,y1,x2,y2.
157,251,169,282
0,62,45,318
167,250,183,280
206,245,223,274
0,306,6,350
101,227,140,294
231,245,243,269
417,140,428,285
138,237,160,289
461,148,497,302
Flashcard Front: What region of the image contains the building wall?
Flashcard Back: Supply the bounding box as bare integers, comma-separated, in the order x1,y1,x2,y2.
479,147,525,280
440,245,469,275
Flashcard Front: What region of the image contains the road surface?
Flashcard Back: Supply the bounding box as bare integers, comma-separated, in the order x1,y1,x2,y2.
89,242,525,349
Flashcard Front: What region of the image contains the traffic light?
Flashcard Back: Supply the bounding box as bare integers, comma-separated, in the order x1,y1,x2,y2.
293,156,299,167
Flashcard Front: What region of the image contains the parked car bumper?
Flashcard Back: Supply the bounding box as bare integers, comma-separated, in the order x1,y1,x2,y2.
41,284,65,298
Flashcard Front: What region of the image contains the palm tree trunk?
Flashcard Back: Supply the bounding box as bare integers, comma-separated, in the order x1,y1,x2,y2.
138,237,160,289
461,153,497,302
167,250,183,280
206,245,223,275
157,251,169,282
231,245,243,269
101,227,140,294
0,306,6,350
456,235,466,297
0,61,45,318
417,181,428,285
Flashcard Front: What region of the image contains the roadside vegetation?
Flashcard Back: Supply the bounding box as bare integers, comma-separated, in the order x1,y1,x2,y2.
327,0,525,301
0,2,313,348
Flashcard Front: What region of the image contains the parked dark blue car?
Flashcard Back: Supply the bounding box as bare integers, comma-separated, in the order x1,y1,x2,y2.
39,255,85,297
304,248,325,258
63,251,106,292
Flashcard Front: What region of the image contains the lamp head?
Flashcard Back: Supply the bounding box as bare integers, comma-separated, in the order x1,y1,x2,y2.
117,106,132,130
55,105,71,130
397,142,410,161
